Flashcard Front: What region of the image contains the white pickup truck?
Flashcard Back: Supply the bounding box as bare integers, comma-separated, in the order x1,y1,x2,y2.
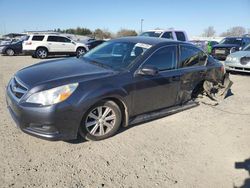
140,29,189,42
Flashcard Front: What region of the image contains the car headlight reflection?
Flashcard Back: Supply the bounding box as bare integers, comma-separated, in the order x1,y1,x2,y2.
26,83,78,106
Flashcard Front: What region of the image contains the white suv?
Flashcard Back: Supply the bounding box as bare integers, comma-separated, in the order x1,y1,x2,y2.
23,34,89,58
140,29,189,42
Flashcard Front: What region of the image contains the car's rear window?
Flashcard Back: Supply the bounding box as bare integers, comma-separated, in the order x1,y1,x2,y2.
175,32,186,41
32,35,45,41
140,31,162,38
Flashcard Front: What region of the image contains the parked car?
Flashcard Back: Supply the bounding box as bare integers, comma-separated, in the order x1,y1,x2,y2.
207,41,219,54
85,40,105,50
190,40,207,51
0,40,24,56
6,37,225,141
225,44,250,73
211,36,250,60
22,34,89,58
140,29,189,42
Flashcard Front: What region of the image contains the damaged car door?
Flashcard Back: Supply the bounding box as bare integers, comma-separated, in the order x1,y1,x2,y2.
133,45,180,114
176,44,208,104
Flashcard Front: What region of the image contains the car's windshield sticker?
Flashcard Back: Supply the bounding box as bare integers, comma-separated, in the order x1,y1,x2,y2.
135,43,152,49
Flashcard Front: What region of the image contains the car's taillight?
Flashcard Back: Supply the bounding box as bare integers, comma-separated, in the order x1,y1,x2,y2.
25,42,32,45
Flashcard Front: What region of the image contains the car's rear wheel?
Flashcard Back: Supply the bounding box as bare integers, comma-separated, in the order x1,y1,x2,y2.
79,100,122,141
36,48,48,59
6,48,15,56
76,47,86,57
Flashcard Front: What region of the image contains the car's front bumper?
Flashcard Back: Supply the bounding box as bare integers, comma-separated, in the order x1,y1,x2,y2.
0,46,5,54
5,84,83,141
225,61,250,73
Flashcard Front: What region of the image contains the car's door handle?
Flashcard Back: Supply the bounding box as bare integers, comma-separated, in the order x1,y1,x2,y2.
62,44,65,45
172,75,180,81
48,43,52,45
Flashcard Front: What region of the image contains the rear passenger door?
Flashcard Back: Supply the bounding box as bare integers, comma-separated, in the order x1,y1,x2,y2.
176,45,208,104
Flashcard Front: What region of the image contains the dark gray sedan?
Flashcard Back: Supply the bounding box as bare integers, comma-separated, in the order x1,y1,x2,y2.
6,37,226,141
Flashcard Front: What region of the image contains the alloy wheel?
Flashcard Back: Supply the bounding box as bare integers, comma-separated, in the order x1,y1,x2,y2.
85,106,116,136
77,48,86,56
6,49,14,56
37,49,47,58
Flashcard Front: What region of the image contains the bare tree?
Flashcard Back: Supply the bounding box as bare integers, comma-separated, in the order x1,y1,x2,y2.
220,26,246,37
116,29,137,37
203,26,216,37
93,28,112,39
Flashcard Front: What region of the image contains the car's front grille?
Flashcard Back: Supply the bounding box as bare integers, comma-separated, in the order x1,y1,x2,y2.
9,77,28,99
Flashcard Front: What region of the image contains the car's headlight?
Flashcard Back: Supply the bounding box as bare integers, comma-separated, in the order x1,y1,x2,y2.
226,56,232,61
26,83,78,106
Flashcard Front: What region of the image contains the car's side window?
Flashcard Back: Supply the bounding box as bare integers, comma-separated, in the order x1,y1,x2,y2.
175,32,186,41
143,46,177,71
58,37,71,43
47,36,58,42
162,32,174,40
32,35,44,41
179,45,207,68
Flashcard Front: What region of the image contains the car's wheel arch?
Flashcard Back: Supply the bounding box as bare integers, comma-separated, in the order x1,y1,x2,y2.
77,85,130,129
76,46,87,52
5,48,15,55
36,46,48,52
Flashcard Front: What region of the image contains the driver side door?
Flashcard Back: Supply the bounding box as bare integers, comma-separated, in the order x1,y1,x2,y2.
132,45,180,115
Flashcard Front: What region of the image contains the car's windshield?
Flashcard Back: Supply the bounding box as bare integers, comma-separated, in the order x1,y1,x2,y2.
220,38,242,45
140,31,162,38
82,41,152,70
243,44,250,51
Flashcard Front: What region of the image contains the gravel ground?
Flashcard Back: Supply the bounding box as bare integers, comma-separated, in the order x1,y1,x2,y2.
0,55,250,188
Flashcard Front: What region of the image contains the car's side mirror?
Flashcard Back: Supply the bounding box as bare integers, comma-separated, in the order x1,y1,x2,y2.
239,47,242,51
71,41,76,45
137,66,159,76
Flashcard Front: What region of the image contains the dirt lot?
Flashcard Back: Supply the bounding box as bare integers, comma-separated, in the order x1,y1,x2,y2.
0,55,250,188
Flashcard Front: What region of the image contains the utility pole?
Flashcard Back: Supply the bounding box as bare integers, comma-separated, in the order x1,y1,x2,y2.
140,19,144,33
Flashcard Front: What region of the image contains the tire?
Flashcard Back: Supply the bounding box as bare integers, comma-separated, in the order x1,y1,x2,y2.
36,48,48,59
79,100,122,141
32,54,37,58
6,48,15,56
76,47,86,57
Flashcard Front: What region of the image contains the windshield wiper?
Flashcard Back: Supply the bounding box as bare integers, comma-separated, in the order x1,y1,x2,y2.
82,57,112,69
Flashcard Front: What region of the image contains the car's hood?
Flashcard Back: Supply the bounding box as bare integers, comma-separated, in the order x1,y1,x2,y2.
0,44,7,48
213,44,240,48
228,50,250,59
16,58,115,88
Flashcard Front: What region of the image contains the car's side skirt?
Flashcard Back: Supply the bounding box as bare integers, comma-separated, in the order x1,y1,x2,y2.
129,100,199,125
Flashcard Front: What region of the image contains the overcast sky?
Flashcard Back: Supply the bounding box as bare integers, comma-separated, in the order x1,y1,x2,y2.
0,0,249,36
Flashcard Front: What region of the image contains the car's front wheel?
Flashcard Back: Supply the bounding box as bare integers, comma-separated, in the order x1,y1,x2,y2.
6,48,15,56
79,100,122,141
76,47,86,57
36,48,48,59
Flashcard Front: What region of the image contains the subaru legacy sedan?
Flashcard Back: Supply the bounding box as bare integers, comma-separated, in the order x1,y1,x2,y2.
6,37,225,141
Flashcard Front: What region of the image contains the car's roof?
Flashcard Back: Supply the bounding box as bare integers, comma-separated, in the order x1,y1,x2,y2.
224,36,244,39
111,36,185,46
145,29,185,32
